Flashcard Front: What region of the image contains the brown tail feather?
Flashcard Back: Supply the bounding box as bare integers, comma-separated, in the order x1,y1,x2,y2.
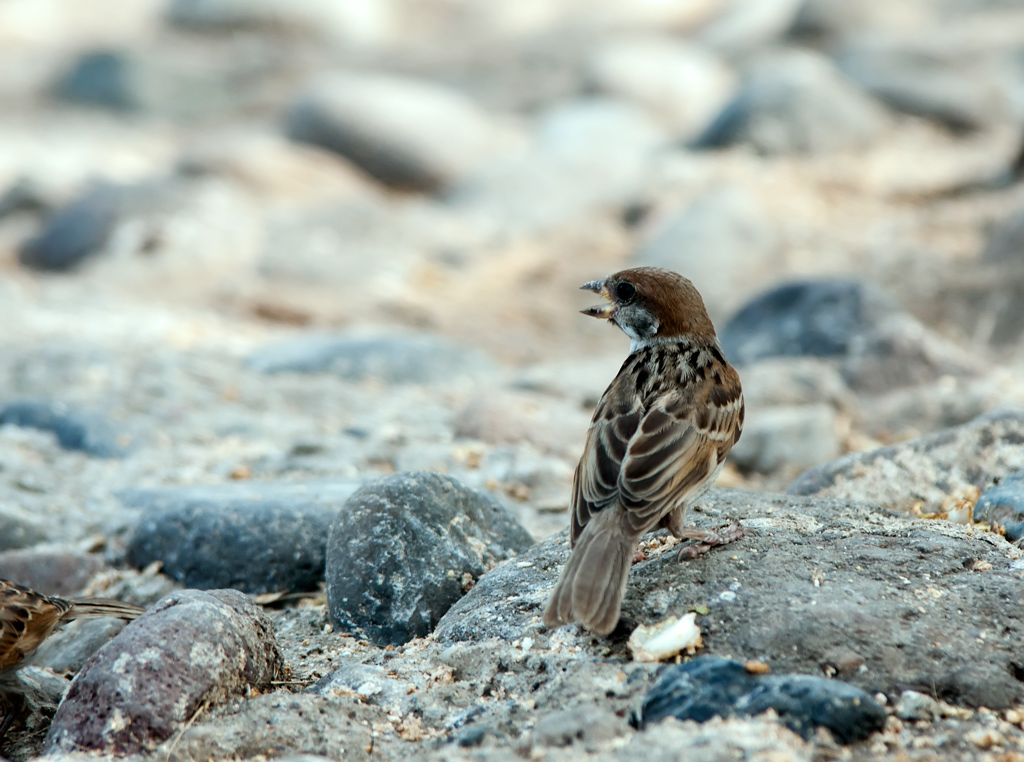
543,512,634,636
66,598,146,622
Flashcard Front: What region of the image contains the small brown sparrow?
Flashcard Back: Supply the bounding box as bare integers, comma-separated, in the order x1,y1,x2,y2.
543,267,745,635
0,579,145,674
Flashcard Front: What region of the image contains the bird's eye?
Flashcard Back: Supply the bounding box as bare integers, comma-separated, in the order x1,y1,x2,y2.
615,281,636,302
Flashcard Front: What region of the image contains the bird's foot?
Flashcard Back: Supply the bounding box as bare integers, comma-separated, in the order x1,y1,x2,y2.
676,521,748,560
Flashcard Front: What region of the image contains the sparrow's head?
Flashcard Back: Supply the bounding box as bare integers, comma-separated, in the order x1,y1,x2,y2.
580,266,716,349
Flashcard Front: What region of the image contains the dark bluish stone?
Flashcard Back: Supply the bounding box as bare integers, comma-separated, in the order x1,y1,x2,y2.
638,656,885,743
18,185,120,271
974,471,1024,542
326,472,533,646
0,399,128,458
720,279,893,366
55,50,137,111
123,481,358,593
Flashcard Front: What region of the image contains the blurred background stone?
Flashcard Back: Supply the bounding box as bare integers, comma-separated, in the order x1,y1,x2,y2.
286,73,505,192
17,184,121,271
584,37,736,140
834,37,1013,132
0,550,105,597
634,185,779,323
695,50,891,154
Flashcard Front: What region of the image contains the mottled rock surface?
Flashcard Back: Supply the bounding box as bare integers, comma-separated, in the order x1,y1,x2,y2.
326,472,534,645
789,410,1024,512
438,488,1024,708
44,589,282,755
124,481,350,593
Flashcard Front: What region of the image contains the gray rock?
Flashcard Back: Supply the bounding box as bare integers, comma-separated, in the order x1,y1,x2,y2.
31,618,131,675
17,184,120,271
695,50,890,154
123,481,353,593
245,333,493,384
840,313,979,394
0,513,48,552
0,666,71,757
638,656,886,743
698,0,805,54
835,38,1011,132
326,472,534,645
258,197,453,290
925,262,1024,350
0,550,105,597
620,716,810,762
974,470,1024,542
729,403,840,473
0,399,129,457
789,0,931,42
54,49,261,121
162,693,376,762
895,690,941,722
725,281,978,394
0,176,52,219
165,0,392,44
437,488,1024,708
530,706,627,750
445,98,666,235
634,186,779,323
584,38,735,139
853,375,1016,442
44,589,282,754
535,98,666,158
738,357,851,410
941,209,1024,347
55,50,141,111
453,389,590,456
983,207,1024,267
720,279,896,366
788,410,1024,513
312,662,414,711
286,73,499,191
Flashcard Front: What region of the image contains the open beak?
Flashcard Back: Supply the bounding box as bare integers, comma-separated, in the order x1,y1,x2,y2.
580,279,615,319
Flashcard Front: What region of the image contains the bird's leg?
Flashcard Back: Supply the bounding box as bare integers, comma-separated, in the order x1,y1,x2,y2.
676,521,748,559
659,506,747,560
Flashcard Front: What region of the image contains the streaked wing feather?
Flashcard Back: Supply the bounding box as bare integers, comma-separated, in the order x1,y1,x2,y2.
618,365,743,535
0,581,68,672
571,389,642,545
